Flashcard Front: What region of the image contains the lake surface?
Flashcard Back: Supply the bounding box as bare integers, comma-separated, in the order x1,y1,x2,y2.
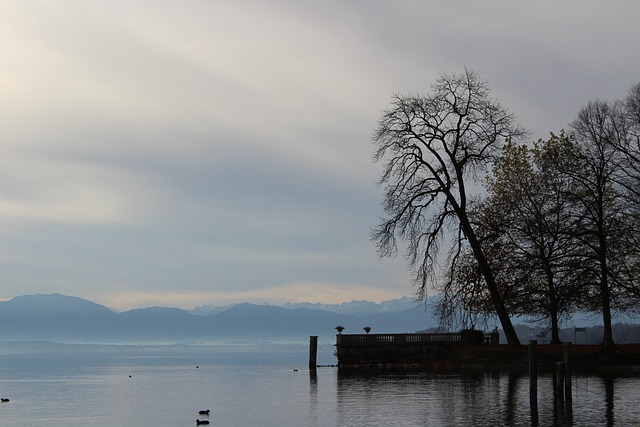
1,341,640,426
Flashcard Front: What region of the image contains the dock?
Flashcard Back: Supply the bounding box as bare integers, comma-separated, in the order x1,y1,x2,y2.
335,331,498,369
333,332,640,370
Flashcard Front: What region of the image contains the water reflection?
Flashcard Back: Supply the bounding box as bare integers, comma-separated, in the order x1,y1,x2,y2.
309,370,318,426
334,369,640,426
604,374,614,426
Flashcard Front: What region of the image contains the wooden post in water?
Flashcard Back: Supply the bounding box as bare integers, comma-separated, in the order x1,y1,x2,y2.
563,342,572,375
529,340,538,393
529,340,538,425
309,336,318,370
563,342,573,421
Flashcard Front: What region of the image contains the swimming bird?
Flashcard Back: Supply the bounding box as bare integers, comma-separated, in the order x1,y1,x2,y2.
198,409,210,415
196,419,210,425
1,398,9,402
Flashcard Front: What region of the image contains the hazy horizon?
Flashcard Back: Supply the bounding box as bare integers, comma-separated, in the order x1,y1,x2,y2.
0,292,421,312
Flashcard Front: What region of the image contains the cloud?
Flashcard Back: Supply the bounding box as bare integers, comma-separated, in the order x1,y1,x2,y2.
1,0,640,309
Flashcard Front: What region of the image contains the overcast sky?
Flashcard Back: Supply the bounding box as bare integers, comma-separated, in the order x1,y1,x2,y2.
2,1,639,311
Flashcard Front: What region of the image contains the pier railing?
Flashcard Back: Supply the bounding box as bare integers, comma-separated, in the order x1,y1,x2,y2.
335,332,499,367
336,332,498,346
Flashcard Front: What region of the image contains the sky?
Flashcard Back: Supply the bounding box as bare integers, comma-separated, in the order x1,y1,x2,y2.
2,1,640,311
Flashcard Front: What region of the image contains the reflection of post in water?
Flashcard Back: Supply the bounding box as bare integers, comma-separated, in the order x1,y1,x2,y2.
604,374,614,426
528,341,538,426
309,369,318,396
554,362,565,421
309,368,318,425
551,365,559,423
504,370,518,426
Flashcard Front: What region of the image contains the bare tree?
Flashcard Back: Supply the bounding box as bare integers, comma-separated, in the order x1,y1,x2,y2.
372,70,526,346
615,84,640,221
619,84,640,304
569,100,631,349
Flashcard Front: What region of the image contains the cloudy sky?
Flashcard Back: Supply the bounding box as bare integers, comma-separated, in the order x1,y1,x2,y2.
2,1,639,311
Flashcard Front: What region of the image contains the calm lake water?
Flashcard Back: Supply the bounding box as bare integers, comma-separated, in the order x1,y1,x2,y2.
1,341,640,426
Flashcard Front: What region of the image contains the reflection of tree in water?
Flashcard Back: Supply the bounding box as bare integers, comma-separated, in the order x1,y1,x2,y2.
333,370,640,426
548,371,640,426
336,370,520,425
605,374,614,427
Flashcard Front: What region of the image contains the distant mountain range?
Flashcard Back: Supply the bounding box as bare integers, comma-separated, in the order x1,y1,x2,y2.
1,293,639,344
0,294,438,344
191,296,420,317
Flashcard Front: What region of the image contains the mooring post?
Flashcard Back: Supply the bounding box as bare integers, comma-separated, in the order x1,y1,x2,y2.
309,336,318,370
563,342,572,375
563,342,573,417
529,340,538,393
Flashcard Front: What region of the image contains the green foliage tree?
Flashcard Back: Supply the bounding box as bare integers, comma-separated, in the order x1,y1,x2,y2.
437,134,586,344
372,70,526,346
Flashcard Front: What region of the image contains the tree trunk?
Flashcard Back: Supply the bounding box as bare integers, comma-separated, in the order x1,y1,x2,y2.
478,258,521,347
550,311,561,344
546,268,562,344
600,269,615,349
462,215,521,347
598,210,615,349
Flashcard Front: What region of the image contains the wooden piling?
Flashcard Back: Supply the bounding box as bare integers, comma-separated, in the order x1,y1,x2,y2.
529,340,538,393
309,336,318,370
563,342,572,375
563,342,573,418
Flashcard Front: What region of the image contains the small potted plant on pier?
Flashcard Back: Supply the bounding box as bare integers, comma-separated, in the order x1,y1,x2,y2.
363,326,371,334
335,325,345,334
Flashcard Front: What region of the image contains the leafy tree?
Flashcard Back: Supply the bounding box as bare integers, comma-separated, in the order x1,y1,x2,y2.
491,135,585,343
372,70,526,346
437,134,585,343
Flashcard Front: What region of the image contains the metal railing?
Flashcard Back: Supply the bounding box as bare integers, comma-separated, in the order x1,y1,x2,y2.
336,332,498,346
